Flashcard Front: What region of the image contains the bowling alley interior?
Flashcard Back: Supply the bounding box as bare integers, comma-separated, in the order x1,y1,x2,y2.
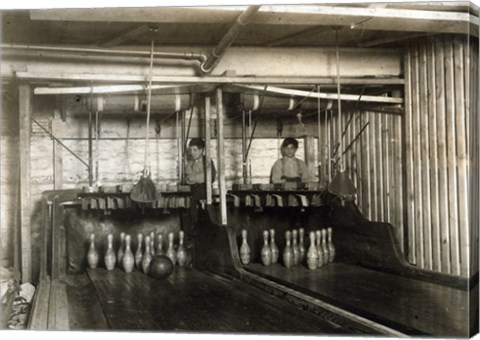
1,1,479,337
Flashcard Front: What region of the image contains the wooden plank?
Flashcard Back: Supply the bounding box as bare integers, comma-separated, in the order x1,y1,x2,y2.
419,41,433,270
87,268,346,333
19,84,32,283
52,119,63,190
51,196,60,280
18,72,405,86
40,198,49,281
393,113,404,252
369,112,377,221
48,280,70,330
453,37,469,277
216,88,227,225
445,37,461,276
247,262,470,337
471,43,480,276
383,114,391,224
434,37,451,274
411,42,425,268
375,113,384,222
427,38,441,272
28,279,51,330
362,111,372,220
205,97,212,205
232,85,404,105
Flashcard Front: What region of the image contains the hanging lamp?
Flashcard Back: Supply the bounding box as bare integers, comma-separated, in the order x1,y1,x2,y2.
327,30,357,199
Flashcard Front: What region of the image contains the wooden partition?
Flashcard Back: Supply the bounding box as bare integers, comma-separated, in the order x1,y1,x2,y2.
404,35,478,277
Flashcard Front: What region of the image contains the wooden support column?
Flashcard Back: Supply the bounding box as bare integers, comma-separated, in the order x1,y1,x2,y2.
303,136,316,180
19,84,32,283
52,118,63,189
205,97,212,205
216,88,227,225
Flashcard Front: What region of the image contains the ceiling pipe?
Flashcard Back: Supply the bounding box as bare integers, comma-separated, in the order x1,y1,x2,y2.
200,5,261,74
0,43,207,63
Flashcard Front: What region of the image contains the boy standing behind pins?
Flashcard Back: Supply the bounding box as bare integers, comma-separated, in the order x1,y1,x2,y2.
182,138,216,247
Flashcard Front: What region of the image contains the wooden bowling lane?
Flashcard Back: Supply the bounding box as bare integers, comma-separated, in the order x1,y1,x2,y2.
86,267,353,333
246,262,470,337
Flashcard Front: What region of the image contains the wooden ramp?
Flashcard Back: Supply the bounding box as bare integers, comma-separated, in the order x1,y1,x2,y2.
85,267,356,334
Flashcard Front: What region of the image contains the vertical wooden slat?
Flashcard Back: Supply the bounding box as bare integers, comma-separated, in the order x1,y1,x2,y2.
435,37,452,274
412,42,425,268
382,113,390,222
204,97,212,205
376,113,384,222
216,88,227,225
19,83,32,283
453,37,469,276
404,46,416,263
420,41,433,270
51,196,60,280
353,112,362,210
394,113,404,252
327,110,332,182
472,43,479,276
427,38,441,272
369,112,377,220
361,111,371,218
445,37,461,275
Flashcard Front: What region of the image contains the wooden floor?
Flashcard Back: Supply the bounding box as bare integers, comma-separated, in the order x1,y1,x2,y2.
80,267,352,333
246,262,470,337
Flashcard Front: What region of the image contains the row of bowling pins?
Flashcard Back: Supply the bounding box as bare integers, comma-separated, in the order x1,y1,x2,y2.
87,230,188,273
239,227,335,269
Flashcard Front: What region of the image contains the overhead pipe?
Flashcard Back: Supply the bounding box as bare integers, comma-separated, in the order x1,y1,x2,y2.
1,43,207,64
200,5,261,74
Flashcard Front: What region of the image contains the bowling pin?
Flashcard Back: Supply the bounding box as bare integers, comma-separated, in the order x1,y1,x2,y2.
270,229,279,264
122,234,135,273
316,230,325,267
150,231,156,256
157,233,165,256
327,227,336,263
142,235,153,274
260,230,272,266
177,231,187,267
117,232,125,267
282,230,294,269
166,232,177,265
292,229,300,266
104,234,116,271
87,233,99,269
298,228,306,263
306,231,319,270
321,229,330,263
239,229,251,265
135,233,143,269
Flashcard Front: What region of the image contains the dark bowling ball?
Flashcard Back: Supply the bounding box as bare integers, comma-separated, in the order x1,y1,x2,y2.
149,255,174,279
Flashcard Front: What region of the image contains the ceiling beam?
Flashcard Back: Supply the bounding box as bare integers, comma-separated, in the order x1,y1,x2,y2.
263,26,336,47
357,32,434,47
227,84,403,104
30,5,478,27
17,72,404,86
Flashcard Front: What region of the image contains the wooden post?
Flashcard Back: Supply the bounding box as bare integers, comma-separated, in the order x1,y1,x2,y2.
303,136,316,180
216,88,227,225
19,84,32,283
52,119,63,190
205,97,212,205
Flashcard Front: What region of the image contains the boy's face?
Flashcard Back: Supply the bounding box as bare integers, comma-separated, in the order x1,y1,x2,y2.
189,146,203,160
282,144,297,158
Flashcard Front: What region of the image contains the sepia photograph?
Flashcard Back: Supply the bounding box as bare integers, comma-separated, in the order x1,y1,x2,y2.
0,0,479,337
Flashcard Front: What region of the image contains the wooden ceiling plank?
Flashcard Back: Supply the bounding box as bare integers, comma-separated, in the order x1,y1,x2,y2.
358,33,433,47
17,72,404,86
227,84,403,104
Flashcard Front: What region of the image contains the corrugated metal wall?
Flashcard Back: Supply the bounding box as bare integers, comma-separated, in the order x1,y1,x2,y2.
404,35,478,277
